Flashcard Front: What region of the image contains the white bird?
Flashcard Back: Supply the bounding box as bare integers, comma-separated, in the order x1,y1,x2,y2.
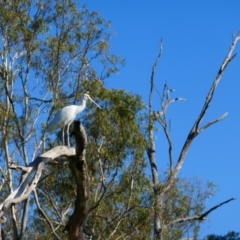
46,93,101,147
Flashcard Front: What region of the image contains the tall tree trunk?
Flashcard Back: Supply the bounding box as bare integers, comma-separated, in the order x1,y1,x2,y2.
147,41,163,239
65,121,89,240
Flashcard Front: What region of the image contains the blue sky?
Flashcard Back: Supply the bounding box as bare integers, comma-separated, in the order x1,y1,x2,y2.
81,1,240,238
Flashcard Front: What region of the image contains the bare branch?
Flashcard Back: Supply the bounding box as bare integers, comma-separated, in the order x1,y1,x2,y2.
148,39,163,189
88,165,119,214
9,164,29,173
147,39,163,238
96,137,106,183
0,146,75,222
198,112,228,134
160,85,186,117
48,193,63,223
0,168,6,192
28,97,53,103
3,162,44,209
198,197,235,219
194,35,240,133
35,186,66,231
162,122,174,173
166,197,235,227
149,39,163,113
161,34,240,196
34,190,61,240
154,86,186,173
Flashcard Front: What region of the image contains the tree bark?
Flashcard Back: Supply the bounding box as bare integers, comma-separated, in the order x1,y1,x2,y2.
65,121,89,240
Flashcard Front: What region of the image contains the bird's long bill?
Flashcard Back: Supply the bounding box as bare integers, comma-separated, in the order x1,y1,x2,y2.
88,96,101,109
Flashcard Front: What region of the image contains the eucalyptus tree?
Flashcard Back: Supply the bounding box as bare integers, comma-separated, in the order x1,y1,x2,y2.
0,0,124,239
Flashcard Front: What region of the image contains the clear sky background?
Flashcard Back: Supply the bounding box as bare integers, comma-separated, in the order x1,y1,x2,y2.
81,1,240,238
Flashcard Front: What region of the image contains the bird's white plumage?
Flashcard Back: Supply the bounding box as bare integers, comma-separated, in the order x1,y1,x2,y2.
46,105,85,132
46,94,100,146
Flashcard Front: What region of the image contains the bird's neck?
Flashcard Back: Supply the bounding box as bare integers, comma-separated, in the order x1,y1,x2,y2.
76,99,87,114
81,99,87,108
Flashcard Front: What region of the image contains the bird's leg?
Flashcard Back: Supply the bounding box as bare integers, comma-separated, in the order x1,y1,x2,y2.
66,124,70,147
62,128,65,146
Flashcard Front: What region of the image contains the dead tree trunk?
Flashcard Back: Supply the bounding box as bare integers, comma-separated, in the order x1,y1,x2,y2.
64,121,89,240
147,40,163,239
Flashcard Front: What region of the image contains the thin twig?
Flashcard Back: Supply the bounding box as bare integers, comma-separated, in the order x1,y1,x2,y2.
34,190,60,240
198,112,228,134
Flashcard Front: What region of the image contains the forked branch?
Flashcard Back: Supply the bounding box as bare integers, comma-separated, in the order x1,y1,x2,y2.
0,146,75,224
154,85,186,172
162,34,240,195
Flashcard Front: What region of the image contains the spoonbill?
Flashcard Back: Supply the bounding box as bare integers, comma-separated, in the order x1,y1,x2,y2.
46,93,101,147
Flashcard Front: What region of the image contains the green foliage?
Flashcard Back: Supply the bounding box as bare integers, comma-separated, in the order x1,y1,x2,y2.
161,178,216,240
82,85,152,238
33,81,153,239
0,0,124,238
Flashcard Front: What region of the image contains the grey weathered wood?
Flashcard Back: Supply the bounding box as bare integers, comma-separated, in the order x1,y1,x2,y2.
0,146,75,224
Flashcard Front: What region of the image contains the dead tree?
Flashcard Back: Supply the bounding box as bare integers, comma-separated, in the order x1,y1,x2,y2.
147,34,240,239
0,120,89,240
